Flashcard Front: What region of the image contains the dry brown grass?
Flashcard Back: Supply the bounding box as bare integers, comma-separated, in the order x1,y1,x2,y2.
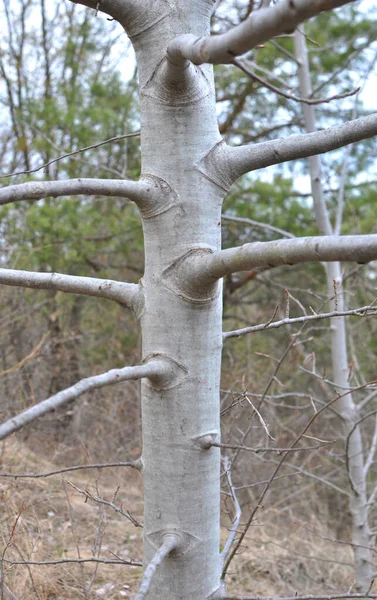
0,437,374,599
223,511,357,598
0,438,144,599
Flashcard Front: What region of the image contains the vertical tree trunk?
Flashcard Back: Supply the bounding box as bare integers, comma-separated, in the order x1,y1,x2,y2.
294,29,373,593
129,2,224,597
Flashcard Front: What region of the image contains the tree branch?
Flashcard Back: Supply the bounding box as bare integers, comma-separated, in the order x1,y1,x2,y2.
0,268,141,308
222,214,295,239
189,235,377,284
199,114,377,189
0,461,142,479
0,359,169,441
223,304,377,339
233,58,359,106
0,131,140,180
0,176,169,212
2,557,142,567
133,535,179,600
221,381,376,576
1,583,19,600
364,415,377,477
167,0,356,66
212,440,335,453
66,480,143,527
220,457,242,573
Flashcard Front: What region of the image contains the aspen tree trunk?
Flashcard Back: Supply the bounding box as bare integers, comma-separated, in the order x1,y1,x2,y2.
129,2,224,597
294,30,373,593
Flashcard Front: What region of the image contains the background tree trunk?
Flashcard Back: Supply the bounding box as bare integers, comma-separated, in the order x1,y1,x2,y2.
294,28,374,593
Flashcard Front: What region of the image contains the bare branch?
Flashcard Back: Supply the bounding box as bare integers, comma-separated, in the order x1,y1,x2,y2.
0,331,49,376
224,304,377,339
190,235,377,283
359,389,377,412
345,409,377,493
1,584,19,600
255,458,350,497
133,536,179,600
0,268,141,308
0,176,166,212
212,440,335,453
0,359,169,440
220,457,241,572
233,58,359,106
0,131,140,180
66,481,143,527
364,414,377,477
202,113,377,188
2,557,142,567
221,381,376,576
0,461,142,479
167,0,356,66
222,214,295,239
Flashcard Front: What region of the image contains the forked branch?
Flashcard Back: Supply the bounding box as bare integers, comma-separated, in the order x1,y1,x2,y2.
0,268,141,308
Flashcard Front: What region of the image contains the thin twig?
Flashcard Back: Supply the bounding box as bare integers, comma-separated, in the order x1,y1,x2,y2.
2,557,142,566
293,520,377,555
212,440,334,454
224,303,377,339
222,380,377,577
66,481,143,528
0,461,141,479
233,58,360,105
0,131,140,180
221,214,295,239
0,332,49,377
220,457,242,572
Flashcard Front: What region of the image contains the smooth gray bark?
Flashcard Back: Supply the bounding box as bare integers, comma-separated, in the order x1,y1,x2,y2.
294,28,374,593
131,3,223,596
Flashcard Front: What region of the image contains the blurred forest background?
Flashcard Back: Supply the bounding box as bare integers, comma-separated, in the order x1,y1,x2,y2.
0,0,377,598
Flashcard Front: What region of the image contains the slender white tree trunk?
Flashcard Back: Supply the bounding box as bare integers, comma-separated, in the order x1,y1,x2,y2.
294,29,373,593
130,3,224,597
